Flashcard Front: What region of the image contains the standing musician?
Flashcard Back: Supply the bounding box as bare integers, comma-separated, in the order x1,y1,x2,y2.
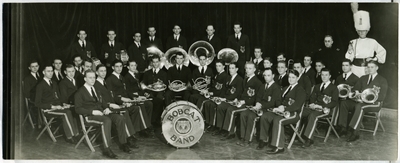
52,58,64,83
35,65,80,144
301,68,339,147
314,60,326,85
75,70,137,159
143,26,164,52
100,29,125,70
188,52,214,105
252,47,264,76
226,22,250,77
59,64,78,105
274,61,289,89
303,55,316,86
23,60,41,126
346,61,387,142
220,62,262,140
293,60,312,101
238,68,281,148
70,30,97,61
202,25,222,74
335,59,359,136
128,31,148,73
166,25,188,51
259,70,306,154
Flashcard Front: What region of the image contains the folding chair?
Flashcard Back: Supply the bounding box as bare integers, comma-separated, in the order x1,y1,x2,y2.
287,104,305,149
36,109,63,142
360,102,385,136
22,80,35,129
75,115,101,152
314,106,340,142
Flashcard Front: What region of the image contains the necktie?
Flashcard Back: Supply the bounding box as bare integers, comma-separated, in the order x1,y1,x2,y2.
82,41,85,50
49,80,53,87
236,34,239,42
265,83,269,89
153,69,156,75
208,35,211,41
201,67,204,75
229,76,234,85
91,87,98,102
175,35,178,41
119,75,123,82
59,72,63,79
278,75,282,80
316,72,320,78
56,73,60,80
110,42,114,49
320,83,325,92
367,75,373,85
137,43,141,48
36,73,40,80
344,73,347,81
70,78,75,86
104,80,107,88
151,37,154,42
283,86,292,98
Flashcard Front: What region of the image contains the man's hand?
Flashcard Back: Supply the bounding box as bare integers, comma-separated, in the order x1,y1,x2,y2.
92,110,104,116
103,108,112,115
109,103,121,109
275,105,285,112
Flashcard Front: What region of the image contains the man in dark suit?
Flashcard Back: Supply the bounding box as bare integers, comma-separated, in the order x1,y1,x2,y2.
143,26,164,52
59,64,78,104
346,61,387,142
252,47,264,82
165,25,188,51
314,60,326,85
128,32,148,73
220,62,262,140
75,70,137,158
239,68,281,148
70,30,97,61
52,58,64,83
73,55,84,75
301,68,339,147
313,35,343,79
303,55,316,86
100,29,125,69
335,59,359,135
293,60,312,101
202,25,222,74
23,60,42,126
274,61,289,90
226,22,250,77
35,65,79,144
188,53,214,105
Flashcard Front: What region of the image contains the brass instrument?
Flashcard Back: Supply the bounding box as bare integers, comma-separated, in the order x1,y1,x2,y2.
164,47,189,69
188,41,215,66
337,84,353,98
308,104,330,114
141,79,167,92
226,99,243,108
168,80,188,92
217,48,239,64
350,85,380,104
147,47,165,68
246,105,263,117
192,76,211,92
266,108,290,118
287,59,294,72
210,97,223,105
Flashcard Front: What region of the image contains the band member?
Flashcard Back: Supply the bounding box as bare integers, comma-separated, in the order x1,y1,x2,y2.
313,35,343,79
203,25,222,74
106,60,152,137
346,61,387,142
59,64,78,104
188,52,214,105
275,53,287,72
303,55,316,86
128,32,148,73
91,57,102,71
24,60,41,101
73,55,84,75
220,62,262,140
141,55,168,124
314,60,326,85
301,68,339,147
75,70,136,158
143,26,164,51
252,47,264,82
226,22,250,77
274,61,289,89
166,25,188,51
101,29,125,69
165,52,192,106
52,58,64,83
345,8,386,77
293,60,312,101
70,30,97,61
35,65,79,144
335,59,359,135
262,57,276,75
260,70,306,154
239,68,281,147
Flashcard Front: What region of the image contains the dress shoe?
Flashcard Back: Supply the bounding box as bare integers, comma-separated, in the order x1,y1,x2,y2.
338,130,348,137
266,147,285,154
236,139,245,146
346,134,360,142
139,130,150,138
240,141,250,147
120,144,133,154
103,148,118,159
302,139,314,148
212,130,222,136
127,137,139,149
65,138,76,144
205,126,212,132
256,141,268,150
220,134,235,140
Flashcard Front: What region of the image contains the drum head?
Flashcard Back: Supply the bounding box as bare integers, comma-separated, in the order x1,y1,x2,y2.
161,101,204,148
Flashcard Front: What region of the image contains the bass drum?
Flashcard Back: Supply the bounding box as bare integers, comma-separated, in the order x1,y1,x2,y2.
161,101,205,148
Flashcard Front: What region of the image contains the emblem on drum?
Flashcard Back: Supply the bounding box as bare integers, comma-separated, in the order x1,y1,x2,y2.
161,101,205,148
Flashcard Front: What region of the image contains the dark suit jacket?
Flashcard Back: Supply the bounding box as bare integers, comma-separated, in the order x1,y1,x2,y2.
52,70,65,83
124,72,145,98
209,71,229,97
35,79,62,109
226,33,250,62
315,72,322,85
128,42,148,72
143,36,164,52
106,73,129,104
100,41,125,66
354,74,388,102
142,69,168,86
70,40,97,61
94,80,115,104
256,82,282,110
281,84,306,114
274,74,289,90
191,67,214,85
202,35,221,53
304,67,316,86
310,83,339,108
59,77,78,104
224,74,244,101
74,86,107,116
74,72,85,88
298,73,312,99
335,73,359,87
167,65,192,84
239,76,263,105
166,35,188,51
23,73,41,100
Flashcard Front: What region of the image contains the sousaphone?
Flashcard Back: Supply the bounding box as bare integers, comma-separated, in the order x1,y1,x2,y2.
188,41,215,66
164,47,190,69
217,48,239,65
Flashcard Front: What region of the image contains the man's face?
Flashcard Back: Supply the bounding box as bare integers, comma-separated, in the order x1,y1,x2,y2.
263,70,274,83
288,73,298,85
263,60,272,68
148,27,156,36
206,26,215,36
342,62,351,73
77,31,87,41
107,31,116,41
128,62,137,72
74,57,82,67
357,30,368,38
93,60,101,68
83,62,93,71
324,36,333,48
367,63,378,74
65,67,76,79
293,63,303,74
199,56,207,66
173,26,181,35
254,48,262,59
216,62,224,73
277,63,287,75
133,33,141,42
229,64,238,76
84,72,96,86
321,71,331,82
315,62,325,72
96,67,107,79
43,66,54,79
53,59,62,70
112,63,123,74
152,58,160,69
277,55,286,62
233,24,242,34
176,55,184,65
245,64,256,76
304,56,312,67
29,62,39,73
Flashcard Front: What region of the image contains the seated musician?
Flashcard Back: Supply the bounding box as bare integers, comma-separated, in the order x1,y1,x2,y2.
314,60,326,85
238,68,281,148
164,51,192,106
335,59,359,136
141,55,168,125
274,61,289,90
346,61,388,142
106,60,152,137
75,70,137,158
220,62,262,140
59,64,78,105
301,68,339,147
259,70,306,154
34,65,79,143
210,63,243,136
188,51,214,105
293,60,312,101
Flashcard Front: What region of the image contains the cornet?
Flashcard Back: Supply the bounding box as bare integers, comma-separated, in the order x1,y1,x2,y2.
266,108,290,118
308,104,330,114
211,97,223,105
246,105,263,116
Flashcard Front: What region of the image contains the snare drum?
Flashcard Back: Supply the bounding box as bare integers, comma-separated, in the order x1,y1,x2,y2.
161,101,205,148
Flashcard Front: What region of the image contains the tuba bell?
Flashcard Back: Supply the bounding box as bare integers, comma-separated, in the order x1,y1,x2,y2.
337,84,353,98
188,41,215,66
146,47,165,69
360,86,380,104
217,48,239,65
164,47,190,69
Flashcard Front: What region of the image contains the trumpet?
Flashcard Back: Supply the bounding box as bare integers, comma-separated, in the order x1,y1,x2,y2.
266,108,290,118
246,105,263,116
308,104,330,114
227,99,243,108
350,85,380,104
210,97,223,105
337,84,353,98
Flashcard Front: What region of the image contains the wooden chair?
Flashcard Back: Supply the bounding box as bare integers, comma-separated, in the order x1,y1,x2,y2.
75,114,101,152
360,102,385,136
287,104,305,149
36,109,63,142
314,106,340,142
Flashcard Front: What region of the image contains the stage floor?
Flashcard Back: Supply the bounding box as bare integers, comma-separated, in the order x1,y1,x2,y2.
14,117,398,160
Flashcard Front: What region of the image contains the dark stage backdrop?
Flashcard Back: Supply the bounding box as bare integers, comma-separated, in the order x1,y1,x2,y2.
11,3,398,123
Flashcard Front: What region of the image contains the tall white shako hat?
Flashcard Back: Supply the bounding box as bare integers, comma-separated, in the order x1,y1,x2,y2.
353,10,370,31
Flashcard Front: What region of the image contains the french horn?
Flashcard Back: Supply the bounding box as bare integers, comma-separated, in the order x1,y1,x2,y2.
192,76,211,92
337,84,353,98
164,47,190,69
140,79,167,92
217,48,239,64
188,41,215,66
168,80,188,92
350,85,380,104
